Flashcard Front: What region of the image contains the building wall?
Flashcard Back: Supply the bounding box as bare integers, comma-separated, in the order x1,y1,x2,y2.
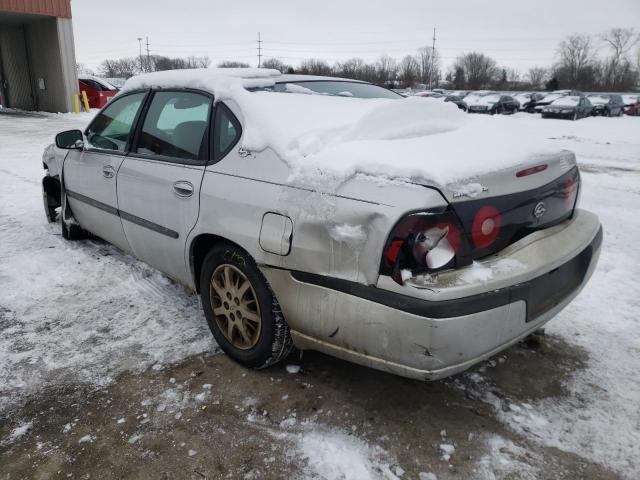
25,16,76,112
0,12,77,112
0,25,35,110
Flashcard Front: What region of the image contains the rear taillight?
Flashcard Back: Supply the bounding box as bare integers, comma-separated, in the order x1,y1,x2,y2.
471,205,502,248
380,208,466,284
563,175,579,209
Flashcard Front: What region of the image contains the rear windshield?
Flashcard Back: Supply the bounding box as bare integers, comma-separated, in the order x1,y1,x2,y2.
258,81,401,99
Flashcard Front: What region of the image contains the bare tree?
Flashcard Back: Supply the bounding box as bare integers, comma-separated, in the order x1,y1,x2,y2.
298,59,332,76
527,67,548,89
99,58,139,78
452,52,498,89
376,54,397,85
76,63,95,76
335,58,368,81
261,58,289,72
398,55,418,88
601,28,639,89
555,34,595,87
415,47,439,87
217,61,251,68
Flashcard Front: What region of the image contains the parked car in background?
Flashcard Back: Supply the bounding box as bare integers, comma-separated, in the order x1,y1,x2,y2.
41,69,601,381
532,90,583,113
514,92,545,112
447,90,470,99
587,94,625,117
623,95,640,116
443,95,467,111
465,93,519,114
541,96,592,120
413,91,445,98
78,76,119,109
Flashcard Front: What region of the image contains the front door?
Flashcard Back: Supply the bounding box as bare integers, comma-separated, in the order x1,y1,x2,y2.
116,90,212,285
63,91,147,252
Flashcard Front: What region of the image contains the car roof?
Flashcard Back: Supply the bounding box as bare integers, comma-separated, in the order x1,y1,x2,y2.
273,74,367,84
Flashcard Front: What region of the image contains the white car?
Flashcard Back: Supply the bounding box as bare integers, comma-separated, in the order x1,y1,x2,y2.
42,69,602,380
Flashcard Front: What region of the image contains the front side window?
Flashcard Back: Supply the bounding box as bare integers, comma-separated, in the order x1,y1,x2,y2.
136,91,211,161
86,92,146,152
212,103,241,161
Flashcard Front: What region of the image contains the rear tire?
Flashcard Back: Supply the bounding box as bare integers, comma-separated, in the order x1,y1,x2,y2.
200,244,294,369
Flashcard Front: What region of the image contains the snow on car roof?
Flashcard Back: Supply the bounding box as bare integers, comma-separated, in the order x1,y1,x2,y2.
120,69,563,188
551,96,581,106
587,95,610,104
79,75,118,90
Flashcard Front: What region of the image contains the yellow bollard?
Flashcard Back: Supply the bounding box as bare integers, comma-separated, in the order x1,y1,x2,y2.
74,94,80,113
81,90,90,112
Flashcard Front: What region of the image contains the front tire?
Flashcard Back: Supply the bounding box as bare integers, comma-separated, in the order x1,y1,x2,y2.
61,218,87,240
200,244,294,369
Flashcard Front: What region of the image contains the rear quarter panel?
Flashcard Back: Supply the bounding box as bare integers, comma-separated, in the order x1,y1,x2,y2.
190,147,447,288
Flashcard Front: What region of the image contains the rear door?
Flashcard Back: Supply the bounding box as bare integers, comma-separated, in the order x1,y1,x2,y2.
64,91,147,252
116,89,212,285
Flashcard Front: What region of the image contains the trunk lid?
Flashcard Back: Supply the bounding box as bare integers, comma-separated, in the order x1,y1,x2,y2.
430,151,580,263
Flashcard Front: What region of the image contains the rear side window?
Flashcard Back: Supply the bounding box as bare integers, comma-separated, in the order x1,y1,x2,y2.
212,103,241,162
136,91,211,161
86,92,145,152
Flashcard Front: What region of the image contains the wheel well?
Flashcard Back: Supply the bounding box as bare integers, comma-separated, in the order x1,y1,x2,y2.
190,234,249,293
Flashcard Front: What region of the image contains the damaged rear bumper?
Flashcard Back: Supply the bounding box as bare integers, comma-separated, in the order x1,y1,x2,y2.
261,209,602,381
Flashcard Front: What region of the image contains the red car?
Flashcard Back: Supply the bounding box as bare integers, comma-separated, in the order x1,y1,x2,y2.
78,76,118,109
623,95,640,116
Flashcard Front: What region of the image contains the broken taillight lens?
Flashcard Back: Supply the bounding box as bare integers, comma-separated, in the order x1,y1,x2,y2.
380,207,467,284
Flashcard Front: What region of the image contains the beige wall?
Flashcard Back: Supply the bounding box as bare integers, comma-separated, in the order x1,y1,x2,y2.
0,16,77,112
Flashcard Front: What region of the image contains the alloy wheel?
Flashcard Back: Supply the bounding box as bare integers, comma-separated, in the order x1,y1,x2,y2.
210,264,262,350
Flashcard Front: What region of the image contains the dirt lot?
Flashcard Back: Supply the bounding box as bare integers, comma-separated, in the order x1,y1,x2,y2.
1,337,621,479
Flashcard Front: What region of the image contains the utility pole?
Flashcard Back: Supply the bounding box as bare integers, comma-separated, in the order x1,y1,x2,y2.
429,27,436,90
146,36,151,71
137,37,143,72
257,32,262,68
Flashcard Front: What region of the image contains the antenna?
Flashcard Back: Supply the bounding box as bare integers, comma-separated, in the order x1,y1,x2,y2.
257,32,262,68
429,28,437,90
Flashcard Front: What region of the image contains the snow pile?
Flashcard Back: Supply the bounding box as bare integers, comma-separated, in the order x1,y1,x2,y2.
473,435,539,480
295,426,401,480
120,69,562,188
1,421,32,445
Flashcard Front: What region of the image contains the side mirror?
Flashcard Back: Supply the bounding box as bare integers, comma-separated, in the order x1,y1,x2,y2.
55,129,84,150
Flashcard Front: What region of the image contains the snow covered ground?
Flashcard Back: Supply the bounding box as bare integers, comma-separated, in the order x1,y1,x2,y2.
1,109,639,478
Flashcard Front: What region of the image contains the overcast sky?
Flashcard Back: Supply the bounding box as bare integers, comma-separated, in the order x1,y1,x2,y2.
72,0,640,75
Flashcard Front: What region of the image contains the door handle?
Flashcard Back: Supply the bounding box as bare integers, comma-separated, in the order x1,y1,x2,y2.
173,181,194,197
102,165,115,178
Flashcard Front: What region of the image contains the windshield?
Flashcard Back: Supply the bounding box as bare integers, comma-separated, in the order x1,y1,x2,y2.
268,81,401,99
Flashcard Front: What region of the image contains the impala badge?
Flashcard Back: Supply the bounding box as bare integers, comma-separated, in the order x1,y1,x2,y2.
533,202,546,219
